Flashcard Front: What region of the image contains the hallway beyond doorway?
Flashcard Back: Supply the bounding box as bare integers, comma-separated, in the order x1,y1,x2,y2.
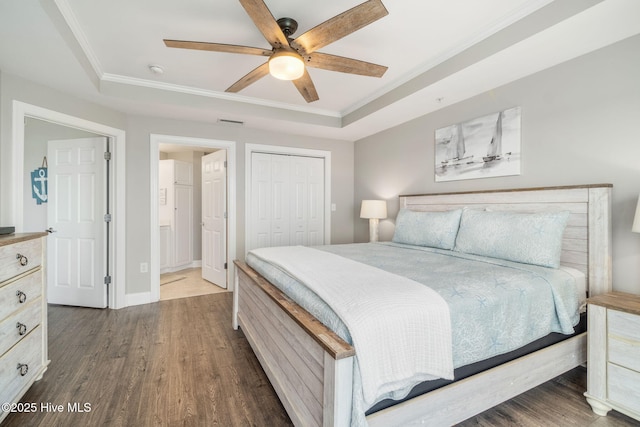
160,268,227,301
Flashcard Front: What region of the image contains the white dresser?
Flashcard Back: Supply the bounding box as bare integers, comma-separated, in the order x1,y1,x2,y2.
0,233,49,422
585,292,640,422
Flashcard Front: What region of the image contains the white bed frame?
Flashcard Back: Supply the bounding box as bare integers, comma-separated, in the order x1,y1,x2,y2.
233,184,612,426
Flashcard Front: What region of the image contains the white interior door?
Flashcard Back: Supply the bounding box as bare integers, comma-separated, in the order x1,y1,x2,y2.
202,150,227,288
47,137,107,308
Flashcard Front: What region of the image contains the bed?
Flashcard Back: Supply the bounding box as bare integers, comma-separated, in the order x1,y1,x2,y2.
233,184,612,426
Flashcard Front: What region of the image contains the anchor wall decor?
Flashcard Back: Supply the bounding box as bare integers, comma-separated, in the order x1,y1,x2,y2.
31,156,48,205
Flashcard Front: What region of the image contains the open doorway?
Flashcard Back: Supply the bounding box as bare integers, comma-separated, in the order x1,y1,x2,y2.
12,101,126,309
149,134,236,303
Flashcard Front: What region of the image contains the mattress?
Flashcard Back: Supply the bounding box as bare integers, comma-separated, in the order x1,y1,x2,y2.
366,311,587,414
558,265,587,312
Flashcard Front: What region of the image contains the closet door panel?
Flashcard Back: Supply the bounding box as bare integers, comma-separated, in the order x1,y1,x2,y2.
307,157,325,246
290,157,309,246
251,153,273,249
270,155,290,247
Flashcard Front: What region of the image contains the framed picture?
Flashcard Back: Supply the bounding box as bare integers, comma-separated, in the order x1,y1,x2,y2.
435,106,521,182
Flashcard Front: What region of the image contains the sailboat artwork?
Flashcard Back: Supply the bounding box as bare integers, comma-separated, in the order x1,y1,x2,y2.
483,111,504,162
440,123,474,167
435,106,521,182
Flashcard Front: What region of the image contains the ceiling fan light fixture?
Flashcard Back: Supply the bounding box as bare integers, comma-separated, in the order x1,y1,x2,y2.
269,50,305,81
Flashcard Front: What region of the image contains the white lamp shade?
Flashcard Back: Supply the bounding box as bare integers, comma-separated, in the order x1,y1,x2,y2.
633,194,640,233
360,200,387,219
269,50,305,80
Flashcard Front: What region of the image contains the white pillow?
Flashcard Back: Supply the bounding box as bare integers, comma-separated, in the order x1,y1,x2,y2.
454,209,570,268
392,209,463,250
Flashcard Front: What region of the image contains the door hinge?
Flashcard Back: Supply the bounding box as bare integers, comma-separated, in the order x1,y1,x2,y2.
224,262,228,270
104,151,112,161
223,212,227,219
104,275,112,285
224,160,227,168
104,213,112,223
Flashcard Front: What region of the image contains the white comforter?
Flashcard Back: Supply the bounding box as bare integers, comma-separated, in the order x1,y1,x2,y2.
249,246,454,408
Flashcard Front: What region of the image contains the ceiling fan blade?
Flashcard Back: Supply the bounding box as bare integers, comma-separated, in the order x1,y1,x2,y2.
164,39,271,56
239,0,289,48
291,0,388,55
226,62,270,93
306,52,387,77
292,69,319,103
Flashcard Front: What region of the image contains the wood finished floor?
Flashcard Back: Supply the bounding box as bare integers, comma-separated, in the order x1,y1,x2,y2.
3,293,639,427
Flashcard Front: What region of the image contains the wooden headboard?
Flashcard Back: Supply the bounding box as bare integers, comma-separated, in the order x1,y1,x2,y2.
399,184,612,296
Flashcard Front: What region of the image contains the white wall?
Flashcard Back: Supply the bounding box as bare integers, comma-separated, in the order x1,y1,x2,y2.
354,35,640,294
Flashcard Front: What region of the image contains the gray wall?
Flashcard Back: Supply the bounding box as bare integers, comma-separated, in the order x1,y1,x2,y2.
0,73,127,224
354,35,640,294
0,74,354,298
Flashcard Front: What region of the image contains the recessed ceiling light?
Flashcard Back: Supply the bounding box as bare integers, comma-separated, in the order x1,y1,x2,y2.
149,65,164,75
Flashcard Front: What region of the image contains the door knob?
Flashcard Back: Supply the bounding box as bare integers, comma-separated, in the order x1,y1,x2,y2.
46,227,57,233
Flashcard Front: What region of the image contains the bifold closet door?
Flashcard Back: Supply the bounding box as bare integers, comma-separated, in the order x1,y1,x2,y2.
250,153,324,251
290,156,324,246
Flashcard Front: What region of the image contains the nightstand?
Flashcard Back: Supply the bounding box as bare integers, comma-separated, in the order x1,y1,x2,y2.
585,292,640,422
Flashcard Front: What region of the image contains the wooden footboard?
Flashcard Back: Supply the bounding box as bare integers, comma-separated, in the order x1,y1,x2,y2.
234,261,355,427
367,333,586,426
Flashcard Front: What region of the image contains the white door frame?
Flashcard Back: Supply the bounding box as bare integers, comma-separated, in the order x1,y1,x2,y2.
244,143,332,255
11,101,126,309
149,134,236,300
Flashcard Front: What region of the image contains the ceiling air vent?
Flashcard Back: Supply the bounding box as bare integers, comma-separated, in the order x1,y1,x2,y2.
217,118,244,127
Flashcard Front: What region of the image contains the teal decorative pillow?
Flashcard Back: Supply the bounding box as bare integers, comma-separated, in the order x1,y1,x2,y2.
392,209,463,250
454,209,570,268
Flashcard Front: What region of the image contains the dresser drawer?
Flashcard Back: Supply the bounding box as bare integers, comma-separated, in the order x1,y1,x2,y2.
608,363,640,414
0,239,42,284
608,309,640,342
609,335,640,373
0,270,42,321
0,326,44,407
0,297,42,356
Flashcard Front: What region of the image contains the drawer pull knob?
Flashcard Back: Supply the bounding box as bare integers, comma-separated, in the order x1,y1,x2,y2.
17,363,29,376
16,322,27,336
16,253,28,266
16,290,27,304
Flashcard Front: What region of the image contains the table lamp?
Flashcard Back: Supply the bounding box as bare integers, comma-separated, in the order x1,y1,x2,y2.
360,200,387,242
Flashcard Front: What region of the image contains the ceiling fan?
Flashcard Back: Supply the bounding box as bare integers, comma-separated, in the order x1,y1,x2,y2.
163,0,388,103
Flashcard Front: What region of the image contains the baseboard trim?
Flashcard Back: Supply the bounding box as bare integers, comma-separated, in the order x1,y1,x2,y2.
160,260,202,274
125,291,152,307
